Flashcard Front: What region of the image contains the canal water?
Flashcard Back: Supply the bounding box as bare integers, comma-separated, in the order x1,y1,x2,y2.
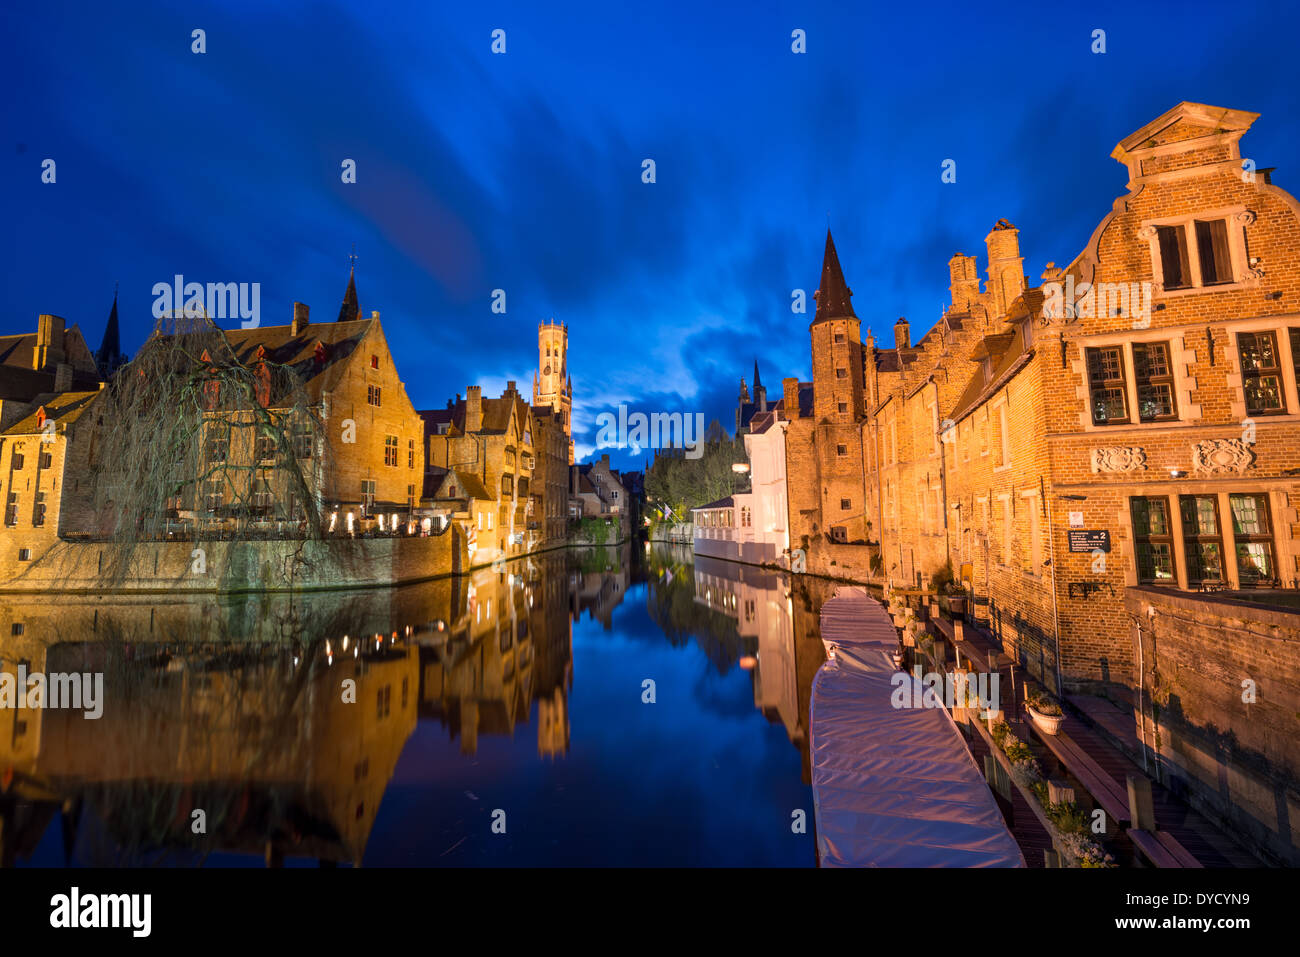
0,543,835,866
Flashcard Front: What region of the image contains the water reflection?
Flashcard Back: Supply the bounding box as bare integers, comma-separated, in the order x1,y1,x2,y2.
0,544,836,866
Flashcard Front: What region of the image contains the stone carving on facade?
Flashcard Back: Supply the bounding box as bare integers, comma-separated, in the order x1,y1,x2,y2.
1234,209,1257,227
1191,438,1256,474
1091,446,1147,473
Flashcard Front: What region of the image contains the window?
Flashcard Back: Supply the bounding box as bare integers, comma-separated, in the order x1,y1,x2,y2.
1179,495,1224,584
829,526,847,543
1237,331,1285,414
407,483,416,507
408,439,415,469
38,449,52,469
6,493,17,526
11,623,23,636
834,333,845,343
1230,493,1275,583
502,474,514,496
1000,498,1012,563
1156,224,1192,290
33,491,46,527
370,354,379,370
741,506,752,527
840,498,851,510
292,422,313,459
361,480,376,506
255,434,276,461
1195,219,1232,286
12,452,24,470
1086,346,1129,424
1130,497,1175,583
251,475,273,510
368,385,382,407
17,548,31,562
837,444,847,455
205,427,229,463
384,435,399,467
836,368,847,379
837,402,847,413
1291,329,1300,397
205,479,224,513
518,477,529,498
377,685,391,719
996,404,1011,466
1133,341,1177,422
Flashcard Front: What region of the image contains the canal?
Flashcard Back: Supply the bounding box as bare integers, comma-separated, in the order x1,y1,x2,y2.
0,543,836,866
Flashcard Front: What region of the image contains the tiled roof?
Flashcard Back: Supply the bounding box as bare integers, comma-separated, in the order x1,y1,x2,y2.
3,390,101,435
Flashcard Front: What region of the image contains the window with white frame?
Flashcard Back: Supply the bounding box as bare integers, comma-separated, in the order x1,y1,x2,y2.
1142,209,1253,294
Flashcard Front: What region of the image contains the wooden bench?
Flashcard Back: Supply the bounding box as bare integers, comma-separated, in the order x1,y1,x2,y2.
1129,829,1203,868
1026,716,1131,826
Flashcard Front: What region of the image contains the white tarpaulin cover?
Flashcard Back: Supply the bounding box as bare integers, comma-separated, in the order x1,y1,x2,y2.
810,587,1025,867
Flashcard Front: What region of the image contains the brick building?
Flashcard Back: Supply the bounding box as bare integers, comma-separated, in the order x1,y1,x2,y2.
837,102,1300,694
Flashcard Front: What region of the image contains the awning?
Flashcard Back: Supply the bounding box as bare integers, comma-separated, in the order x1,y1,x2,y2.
810,587,1024,867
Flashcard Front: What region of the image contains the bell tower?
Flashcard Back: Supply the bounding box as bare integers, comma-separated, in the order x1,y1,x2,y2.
533,319,574,464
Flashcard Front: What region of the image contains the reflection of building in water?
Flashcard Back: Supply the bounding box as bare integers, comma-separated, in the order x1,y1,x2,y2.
0,625,417,867
568,545,631,629
416,550,579,757
690,555,830,785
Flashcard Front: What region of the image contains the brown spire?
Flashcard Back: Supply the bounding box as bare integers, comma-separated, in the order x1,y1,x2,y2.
813,228,855,323
336,264,360,323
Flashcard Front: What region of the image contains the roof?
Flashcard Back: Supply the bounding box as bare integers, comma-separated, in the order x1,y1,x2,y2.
419,390,530,438
692,496,735,512
948,324,1035,426
336,266,361,324
3,390,101,435
1113,101,1259,161
812,229,856,323
427,469,490,502
217,318,373,404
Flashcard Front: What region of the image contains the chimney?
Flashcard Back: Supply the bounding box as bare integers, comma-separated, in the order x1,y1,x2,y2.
782,377,800,418
35,314,66,369
948,253,980,311
371,310,380,321
985,219,1026,316
466,386,483,433
292,302,310,336
54,363,73,393
894,317,911,350
506,380,517,394
601,454,610,469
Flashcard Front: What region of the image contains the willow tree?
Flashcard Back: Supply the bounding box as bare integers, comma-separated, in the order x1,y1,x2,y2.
84,314,326,583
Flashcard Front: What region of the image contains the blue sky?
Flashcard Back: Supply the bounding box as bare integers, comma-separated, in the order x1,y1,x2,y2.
3,0,1297,470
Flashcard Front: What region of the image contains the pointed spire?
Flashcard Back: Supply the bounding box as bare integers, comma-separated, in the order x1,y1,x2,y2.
753,358,762,391
813,228,855,323
337,247,360,322
95,285,126,379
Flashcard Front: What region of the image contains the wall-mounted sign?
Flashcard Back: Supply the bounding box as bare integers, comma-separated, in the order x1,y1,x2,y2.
1067,529,1111,553
1068,511,1084,528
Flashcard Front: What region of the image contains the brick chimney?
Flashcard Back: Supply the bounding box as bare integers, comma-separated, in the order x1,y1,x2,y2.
894,317,911,350
466,385,483,433
985,219,1026,316
34,314,66,370
292,302,310,336
783,377,800,418
506,380,517,394
948,253,980,311
54,362,73,393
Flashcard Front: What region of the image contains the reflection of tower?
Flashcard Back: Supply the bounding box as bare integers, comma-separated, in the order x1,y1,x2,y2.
533,319,574,465
537,687,570,757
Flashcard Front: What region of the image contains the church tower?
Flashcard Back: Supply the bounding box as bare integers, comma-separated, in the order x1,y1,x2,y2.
810,229,864,423
533,319,574,464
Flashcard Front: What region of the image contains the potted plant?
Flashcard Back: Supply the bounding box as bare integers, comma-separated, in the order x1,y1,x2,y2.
1025,688,1064,735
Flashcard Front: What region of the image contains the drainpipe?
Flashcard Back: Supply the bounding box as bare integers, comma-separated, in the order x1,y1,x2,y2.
1134,614,1149,773
1045,489,1064,699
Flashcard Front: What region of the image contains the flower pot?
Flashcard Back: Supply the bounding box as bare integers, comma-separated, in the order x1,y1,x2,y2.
1027,704,1063,736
